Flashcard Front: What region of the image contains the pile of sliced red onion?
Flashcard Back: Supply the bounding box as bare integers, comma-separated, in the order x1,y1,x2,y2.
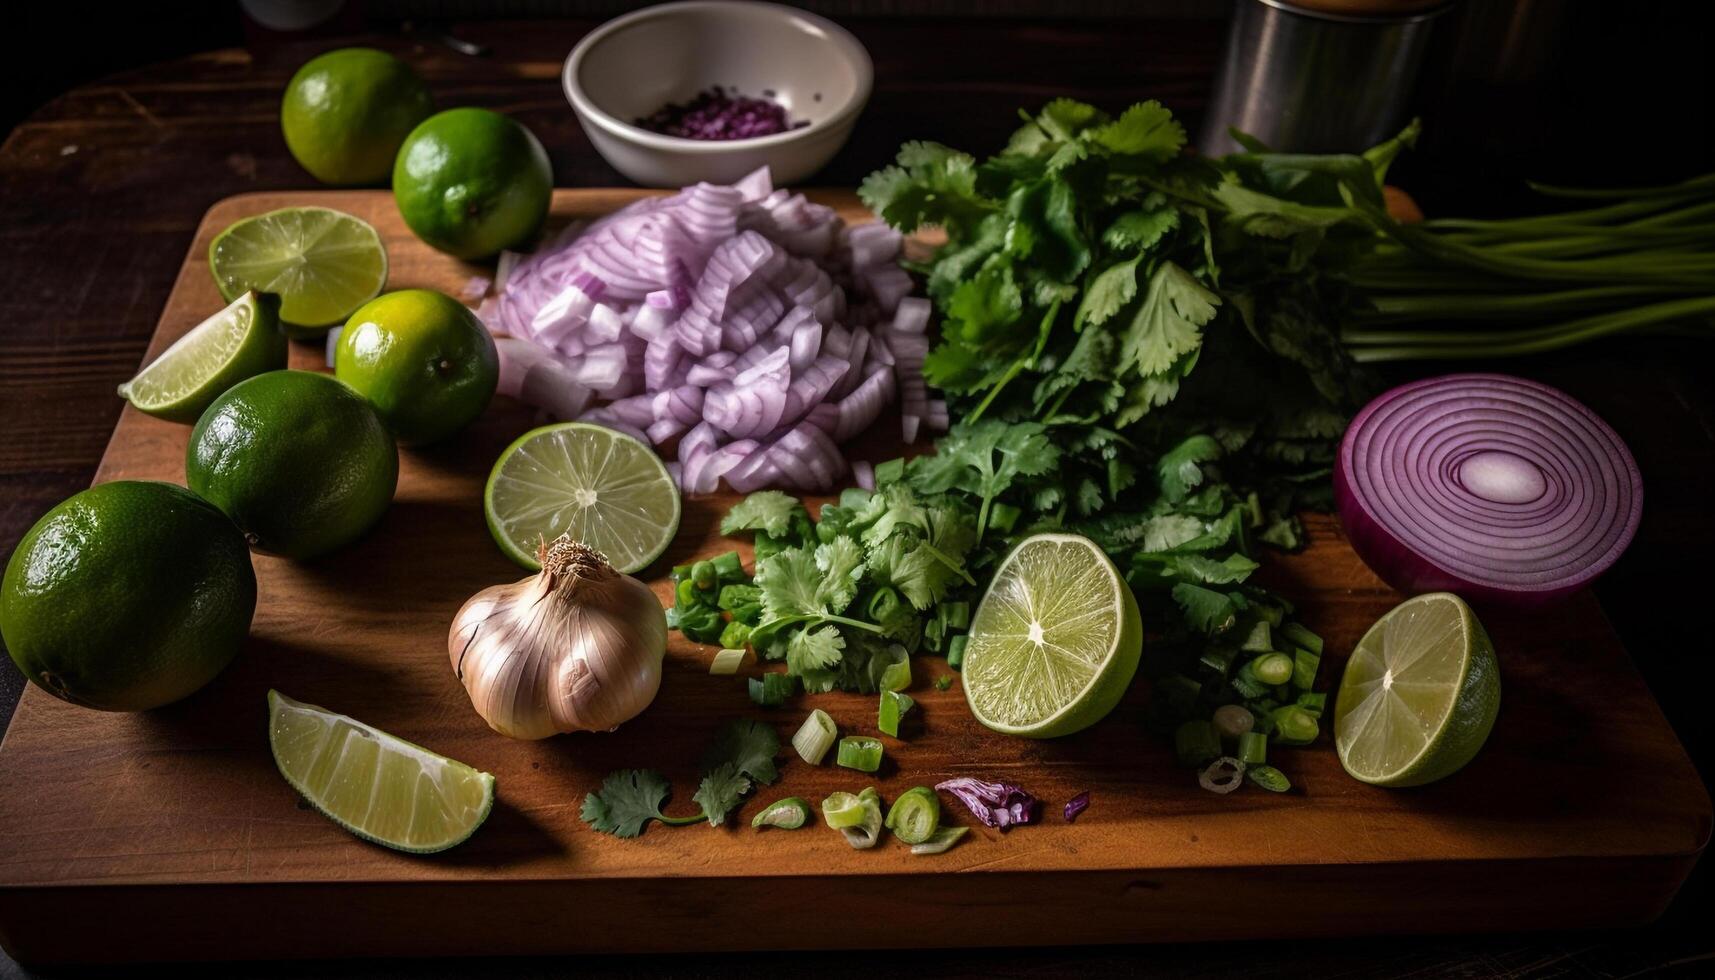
1336,373,1642,606
471,167,937,493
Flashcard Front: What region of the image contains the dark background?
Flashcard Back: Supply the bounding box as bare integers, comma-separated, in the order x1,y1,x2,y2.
3,1,1714,978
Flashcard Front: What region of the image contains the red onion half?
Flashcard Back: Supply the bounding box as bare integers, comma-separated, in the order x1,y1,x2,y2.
1335,373,1641,606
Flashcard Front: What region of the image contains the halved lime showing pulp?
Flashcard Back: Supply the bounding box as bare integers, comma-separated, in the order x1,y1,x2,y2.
209,206,387,334
119,291,286,424
268,690,494,853
1334,592,1501,788
484,422,681,573
961,533,1142,738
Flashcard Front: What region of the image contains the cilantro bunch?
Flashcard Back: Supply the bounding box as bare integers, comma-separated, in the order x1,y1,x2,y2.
581,719,780,837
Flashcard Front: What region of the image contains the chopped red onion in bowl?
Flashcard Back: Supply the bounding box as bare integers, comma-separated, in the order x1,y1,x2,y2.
480,166,925,493
635,86,809,142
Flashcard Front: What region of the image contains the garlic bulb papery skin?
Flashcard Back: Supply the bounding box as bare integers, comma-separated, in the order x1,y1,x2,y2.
449,535,666,739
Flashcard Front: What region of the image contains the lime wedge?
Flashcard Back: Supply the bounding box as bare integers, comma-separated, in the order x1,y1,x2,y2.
961,533,1142,738
1334,592,1501,787
118,291,286,423
268,690,494,854
485,422,681,573
209,206,387,333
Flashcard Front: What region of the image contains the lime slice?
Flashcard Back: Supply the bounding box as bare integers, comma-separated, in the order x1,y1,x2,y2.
268,690,494,853
1334,592,1501,788
485,422,682,573
118,291,287,424
961,533,1142,738
209,206,387,333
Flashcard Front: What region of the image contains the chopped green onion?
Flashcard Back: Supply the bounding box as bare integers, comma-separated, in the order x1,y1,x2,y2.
674,578,699,609
910,826,968,855
1231,660,1269,698
752,796,812,829
792,708,837,765
867,586,903,624
988,501,1021,533
1252,652,1294,686
880,653,912,693
1280,623,1323,656
874,457,905,485
858,786,880,806
1160,673,1202,710
1174,720,1221,768
1270,705,1320,746
1211,704,1254,739
836,736,884,773
1254,603,1285,628
878,690,915,738
718,620,752,650
1237,731,1268,765
716,584,763,624
1246,765,1291,793
1292,648,1321,691
947,634,967,671
943,601,970,631
709,648,747,675
748,672,796,708
884,786,940,845
934,675,954,692
1199,647,1237,676
1294,691,1327,717
710,550,744,582
820,791,868,829
924,616,945,650
1199,757,1246,795
691,560,717,591
1241,621,1272,652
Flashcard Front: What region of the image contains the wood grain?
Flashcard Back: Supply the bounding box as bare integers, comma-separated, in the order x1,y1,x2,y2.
0,188,1707,965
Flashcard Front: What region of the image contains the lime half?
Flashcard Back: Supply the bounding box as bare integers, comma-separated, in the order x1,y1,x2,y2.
1335,592,1501,788
119,291,286,424
210,206,387,333
268,690,494,853
485,422,681,573
961,533,1142,738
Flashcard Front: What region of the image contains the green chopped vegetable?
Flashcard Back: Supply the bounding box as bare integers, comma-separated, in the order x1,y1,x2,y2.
792,708,838,765
934,675,955,692
878,690,916,738
1237,730,1268,765
1246,765,1291,793
582,720,780,837
821,791,868,829
1271,705,1320,746
1174,720,1221,768
1280,623,1323,656
752,796,812,830
836,736,884,773
1295,691,1327,717
1241,621,1272,653
884,786,941,845
718,620,752,651
1292,647,1321,691
1211,704,1254,740
910,826,969,855
947,634,967,671
1252,653,1294,686
823,789,884,849
709,648,747,675
748,672,797,708
879,654,912,693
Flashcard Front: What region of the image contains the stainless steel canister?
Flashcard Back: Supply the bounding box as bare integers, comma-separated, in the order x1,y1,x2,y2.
1200,0,1451,155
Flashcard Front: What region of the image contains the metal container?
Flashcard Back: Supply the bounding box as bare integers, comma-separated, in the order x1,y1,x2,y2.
1200,0,1450,156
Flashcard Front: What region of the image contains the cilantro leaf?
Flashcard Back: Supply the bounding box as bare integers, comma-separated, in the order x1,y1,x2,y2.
1075,259,1139,328
1121,261,1219,378
1172,583,1241,634
580,769,680,838
1088,101,1186,162
786,624,845,676
1033,98,1105,141
858,141,996,236
908,421,1058,538
946,264,1023,342
720,491,806,538
1103,208,1180,253
755,546,826,622
700,717,781,785
814,537,866,612
1157,434,1222,502
691,762,751,828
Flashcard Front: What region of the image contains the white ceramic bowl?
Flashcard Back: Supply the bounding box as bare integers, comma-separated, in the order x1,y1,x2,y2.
563,1,872,187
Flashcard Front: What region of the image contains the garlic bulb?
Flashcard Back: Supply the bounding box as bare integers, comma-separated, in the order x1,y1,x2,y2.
449,535,666,739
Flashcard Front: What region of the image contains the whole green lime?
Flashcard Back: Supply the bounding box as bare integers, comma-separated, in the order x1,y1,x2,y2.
187,370,398,560
335,289,499,445
1,481,256,711
282,48,433,186
393,108,552,259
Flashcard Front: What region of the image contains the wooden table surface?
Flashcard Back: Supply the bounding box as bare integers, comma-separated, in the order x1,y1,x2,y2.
1,15,1711,980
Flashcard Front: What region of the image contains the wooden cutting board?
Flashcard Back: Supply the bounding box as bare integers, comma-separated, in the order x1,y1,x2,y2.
0,190,1707,965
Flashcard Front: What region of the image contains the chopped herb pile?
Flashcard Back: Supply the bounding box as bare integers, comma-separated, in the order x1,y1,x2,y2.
580,719,780,837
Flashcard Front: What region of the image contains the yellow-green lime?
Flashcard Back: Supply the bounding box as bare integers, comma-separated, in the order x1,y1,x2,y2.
268,690,494,854
281,47,433,186
484,422,680,573
118,291,287,424
961,533,1142,738
1,481,255,711
1334,592,1501,788
334,289,498,445
187,370,398,560
393,108,552,260
209,207,387,335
